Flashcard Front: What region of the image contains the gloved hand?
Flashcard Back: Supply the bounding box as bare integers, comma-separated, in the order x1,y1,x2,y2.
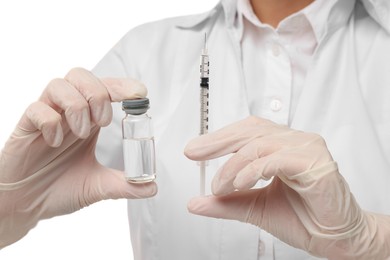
0,68,157,248
185,116,390,259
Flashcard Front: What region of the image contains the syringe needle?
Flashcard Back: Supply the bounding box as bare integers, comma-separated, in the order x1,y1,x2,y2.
204,33,207,50
200,161,206,196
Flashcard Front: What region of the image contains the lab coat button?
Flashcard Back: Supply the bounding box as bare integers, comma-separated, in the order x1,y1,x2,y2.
272,43,280,57
258,240,266,256
270,99,282,112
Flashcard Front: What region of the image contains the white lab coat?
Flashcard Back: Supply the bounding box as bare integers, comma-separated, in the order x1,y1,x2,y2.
94,0,390,259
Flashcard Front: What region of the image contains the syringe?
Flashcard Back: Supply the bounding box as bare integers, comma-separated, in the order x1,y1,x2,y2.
199,33,209,196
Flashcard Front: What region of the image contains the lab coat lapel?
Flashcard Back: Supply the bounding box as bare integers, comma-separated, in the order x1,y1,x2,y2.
290,20,390,212
290,26,364,134
208,25,250,132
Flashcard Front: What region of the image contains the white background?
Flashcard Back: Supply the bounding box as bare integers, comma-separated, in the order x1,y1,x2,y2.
0,0,218,259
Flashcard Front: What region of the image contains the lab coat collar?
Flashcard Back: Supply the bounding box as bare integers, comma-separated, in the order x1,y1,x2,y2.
325,0,356,40
233,0,357,44
317,0,390,38
176,0,390,34
175,3,221,29
303,0,342,43
221,0,239,28
175,0,237,30
361,0,390,33
235,0,341,43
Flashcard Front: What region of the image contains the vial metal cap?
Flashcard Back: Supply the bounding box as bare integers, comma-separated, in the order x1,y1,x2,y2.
122,98,150,115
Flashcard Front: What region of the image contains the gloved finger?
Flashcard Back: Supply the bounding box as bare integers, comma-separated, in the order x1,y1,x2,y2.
37,68,147,140
40,77,91,139
18,101,64,147
233,156,279,191
52,68,147,135
18,69,147,146
65,68,113,127
100,77,147,102
233,148,320,191
233,137,334,191
184,116,289,161
212,137,282,195
65,70,147,128
211,153,250,195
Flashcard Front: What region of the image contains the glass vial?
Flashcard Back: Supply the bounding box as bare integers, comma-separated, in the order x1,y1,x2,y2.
122,98,156,183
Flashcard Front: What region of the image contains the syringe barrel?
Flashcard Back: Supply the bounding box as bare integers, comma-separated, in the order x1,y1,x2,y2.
200,87,209,135
200,54,209,79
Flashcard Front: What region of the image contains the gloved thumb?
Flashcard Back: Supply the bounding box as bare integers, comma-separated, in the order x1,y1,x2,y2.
72,164,158,209
187,186,309,251
187,189,264,225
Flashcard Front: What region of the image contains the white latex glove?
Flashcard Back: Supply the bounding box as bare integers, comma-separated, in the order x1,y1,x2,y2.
185,116,390,259
0,68,157,248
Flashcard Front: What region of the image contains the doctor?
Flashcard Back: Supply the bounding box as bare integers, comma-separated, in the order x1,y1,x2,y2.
1,0,390,259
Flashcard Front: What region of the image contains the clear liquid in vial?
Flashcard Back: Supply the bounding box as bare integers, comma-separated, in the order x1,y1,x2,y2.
123,137,156,183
